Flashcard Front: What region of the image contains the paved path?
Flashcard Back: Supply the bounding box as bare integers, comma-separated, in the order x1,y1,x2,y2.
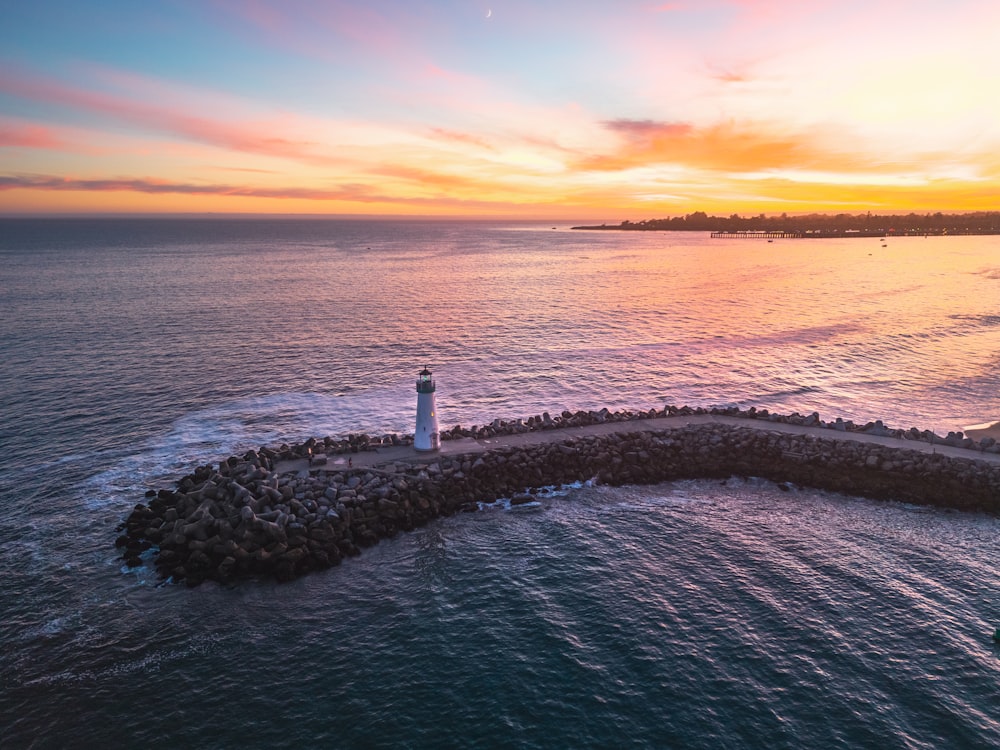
275,415,1000,475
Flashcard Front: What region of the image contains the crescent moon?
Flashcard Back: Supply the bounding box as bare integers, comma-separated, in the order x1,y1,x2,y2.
486,8,492,18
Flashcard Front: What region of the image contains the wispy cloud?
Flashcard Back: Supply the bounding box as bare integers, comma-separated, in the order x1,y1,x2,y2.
0,68,347,166
0,174,374,201
0,172,551,210
603,119,694,142
0,122,63,149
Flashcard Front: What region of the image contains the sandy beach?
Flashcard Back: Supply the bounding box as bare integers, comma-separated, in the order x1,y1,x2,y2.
964,421,1000,440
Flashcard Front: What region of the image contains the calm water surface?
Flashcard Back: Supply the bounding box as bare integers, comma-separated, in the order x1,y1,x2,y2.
1,219,999,748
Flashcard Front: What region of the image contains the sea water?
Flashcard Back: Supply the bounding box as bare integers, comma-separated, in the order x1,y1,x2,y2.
1,218,999,748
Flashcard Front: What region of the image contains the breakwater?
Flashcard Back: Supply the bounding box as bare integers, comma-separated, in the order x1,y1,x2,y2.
250,404,1000,461
116,411,1000,587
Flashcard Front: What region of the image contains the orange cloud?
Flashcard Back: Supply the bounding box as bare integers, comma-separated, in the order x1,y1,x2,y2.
427,128,495,151
577,118,871,175
711,70,750,83
0,172,569,213
370,165,497,193
655,112,1000,195
4,166,997,218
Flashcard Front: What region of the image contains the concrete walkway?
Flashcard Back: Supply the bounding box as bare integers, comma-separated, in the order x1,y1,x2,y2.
275,414,1000,475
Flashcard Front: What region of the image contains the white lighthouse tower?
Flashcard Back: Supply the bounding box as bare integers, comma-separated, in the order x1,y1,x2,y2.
414,366,440,452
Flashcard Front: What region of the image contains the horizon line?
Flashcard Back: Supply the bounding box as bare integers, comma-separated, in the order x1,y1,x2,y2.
1,208,993,221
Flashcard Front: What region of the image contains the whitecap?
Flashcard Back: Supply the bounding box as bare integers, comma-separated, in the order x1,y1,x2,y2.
37,616,72,637
21,632,226,685
79,387,415,510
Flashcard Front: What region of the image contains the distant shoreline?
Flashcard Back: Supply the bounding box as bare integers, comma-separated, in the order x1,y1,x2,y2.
571,225,1000,238
572,211,1000,236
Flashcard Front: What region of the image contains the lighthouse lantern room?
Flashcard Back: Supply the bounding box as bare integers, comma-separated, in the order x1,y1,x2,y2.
414,366,440,452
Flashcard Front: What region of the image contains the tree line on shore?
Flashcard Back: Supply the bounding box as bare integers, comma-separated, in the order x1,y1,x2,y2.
574,211,1000,234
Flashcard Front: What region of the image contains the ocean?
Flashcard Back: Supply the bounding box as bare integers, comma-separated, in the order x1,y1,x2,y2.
1,218,999,748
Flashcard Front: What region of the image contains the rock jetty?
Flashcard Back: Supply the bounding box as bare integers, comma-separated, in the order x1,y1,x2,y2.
197,405,1000,463
116,406,1000,588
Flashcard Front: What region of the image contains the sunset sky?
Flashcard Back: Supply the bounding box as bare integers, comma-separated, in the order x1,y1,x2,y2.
2,0,999,218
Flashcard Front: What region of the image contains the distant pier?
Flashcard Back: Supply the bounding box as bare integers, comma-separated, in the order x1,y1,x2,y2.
710,230,803,239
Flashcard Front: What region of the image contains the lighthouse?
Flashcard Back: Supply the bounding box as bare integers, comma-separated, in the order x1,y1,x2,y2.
414,366,440,451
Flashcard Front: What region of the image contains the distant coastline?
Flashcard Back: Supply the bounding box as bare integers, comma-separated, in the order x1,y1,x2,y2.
572,210,1000,236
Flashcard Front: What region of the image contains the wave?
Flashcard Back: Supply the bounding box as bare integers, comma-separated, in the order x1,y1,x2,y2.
20,631,228,686
78,388,417,510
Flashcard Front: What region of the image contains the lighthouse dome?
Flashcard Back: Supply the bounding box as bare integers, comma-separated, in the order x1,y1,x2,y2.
416,366,436,393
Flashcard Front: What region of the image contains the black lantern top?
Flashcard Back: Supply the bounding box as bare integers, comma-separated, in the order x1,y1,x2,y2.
416,366,436,393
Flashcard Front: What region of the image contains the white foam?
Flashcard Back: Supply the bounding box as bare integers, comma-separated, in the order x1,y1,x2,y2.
37,616,71,637
476,481,586,511
81,388,415,510
21,632,226,685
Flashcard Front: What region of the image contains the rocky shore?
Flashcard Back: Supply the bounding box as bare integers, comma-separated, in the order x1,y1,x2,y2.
116,406,1000,588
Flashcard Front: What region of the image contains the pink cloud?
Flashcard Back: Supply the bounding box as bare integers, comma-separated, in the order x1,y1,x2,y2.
0,122,62,149
0,69,345,166
0,116,129,156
